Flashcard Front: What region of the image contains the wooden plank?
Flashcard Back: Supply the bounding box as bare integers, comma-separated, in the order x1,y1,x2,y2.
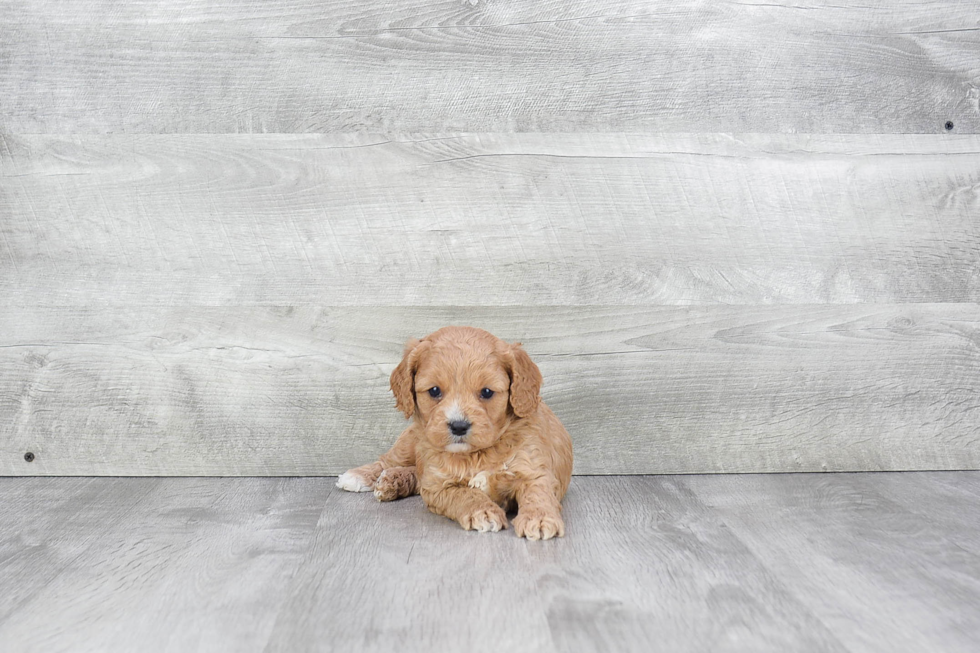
1,0,977,134
686,472,980,653
3,133,979,306
855,471,980,536
267,476,846,652
0,478,161,624
3,475,978,652
0,477,326,652
2,304,977,476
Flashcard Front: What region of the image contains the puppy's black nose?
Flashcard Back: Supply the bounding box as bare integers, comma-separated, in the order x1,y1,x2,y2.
449,420,471,436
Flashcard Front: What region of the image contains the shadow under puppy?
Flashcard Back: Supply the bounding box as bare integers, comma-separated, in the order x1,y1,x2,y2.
337,326,573,540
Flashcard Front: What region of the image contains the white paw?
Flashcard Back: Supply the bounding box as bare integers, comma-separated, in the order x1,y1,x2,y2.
468,471,490,494
336,471,374,493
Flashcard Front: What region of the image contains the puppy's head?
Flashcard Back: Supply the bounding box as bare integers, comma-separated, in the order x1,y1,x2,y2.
389,327,542,454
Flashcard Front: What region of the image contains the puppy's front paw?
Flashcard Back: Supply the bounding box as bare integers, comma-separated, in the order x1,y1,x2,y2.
336,470,376,493
513,510,565,541
459,504,508,533
373,469,398,501
373,467,418,502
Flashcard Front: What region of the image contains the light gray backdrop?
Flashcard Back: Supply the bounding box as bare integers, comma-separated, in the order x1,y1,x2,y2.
2,0,978,475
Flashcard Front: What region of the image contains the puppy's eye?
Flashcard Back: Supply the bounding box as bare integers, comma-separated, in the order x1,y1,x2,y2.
480,388,494,399
428,386,441,399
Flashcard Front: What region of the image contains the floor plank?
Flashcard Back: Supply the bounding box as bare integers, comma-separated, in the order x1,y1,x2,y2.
0,478,160,626
1,474,977,652
686,472,980,653
266,476,843,653
0,478,325,652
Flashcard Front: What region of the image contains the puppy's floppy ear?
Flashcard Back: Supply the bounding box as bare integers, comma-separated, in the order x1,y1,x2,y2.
502,342,542,418
390,338,428,419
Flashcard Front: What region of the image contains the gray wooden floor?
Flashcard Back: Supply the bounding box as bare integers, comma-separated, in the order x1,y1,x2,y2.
1,473,978,652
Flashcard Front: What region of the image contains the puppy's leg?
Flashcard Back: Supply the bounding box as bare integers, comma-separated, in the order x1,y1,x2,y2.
336,461,383,493
513,476,565,540
421,486,508,533
336,426,417,493
374,466,419,502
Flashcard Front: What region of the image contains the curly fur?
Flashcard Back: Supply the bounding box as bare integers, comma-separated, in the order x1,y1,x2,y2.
338,326,573,540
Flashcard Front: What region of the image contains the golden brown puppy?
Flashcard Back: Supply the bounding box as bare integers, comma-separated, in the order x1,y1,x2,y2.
336,326,573,540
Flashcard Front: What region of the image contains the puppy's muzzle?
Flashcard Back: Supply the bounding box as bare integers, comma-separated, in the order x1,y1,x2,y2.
448,420,472,437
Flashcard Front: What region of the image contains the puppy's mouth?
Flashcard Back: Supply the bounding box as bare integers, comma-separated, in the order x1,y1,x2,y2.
445,437,472,454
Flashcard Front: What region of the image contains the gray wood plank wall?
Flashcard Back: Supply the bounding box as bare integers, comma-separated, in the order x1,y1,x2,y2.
1,1,978,475
2,0,979,133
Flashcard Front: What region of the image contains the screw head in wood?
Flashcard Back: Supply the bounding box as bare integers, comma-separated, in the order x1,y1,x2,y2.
24,452,35,463
944,121,954,131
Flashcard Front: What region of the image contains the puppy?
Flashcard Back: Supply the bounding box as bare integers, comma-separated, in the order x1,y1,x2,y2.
336,326,573,540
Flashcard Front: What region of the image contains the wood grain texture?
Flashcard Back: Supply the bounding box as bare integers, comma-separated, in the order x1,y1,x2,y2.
268,476,845,653
687,473,980,653
0,478,160,625
1,0,978,134
2,474,979,652
2,304,977,476
3,133,979,306
0,477,325,653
